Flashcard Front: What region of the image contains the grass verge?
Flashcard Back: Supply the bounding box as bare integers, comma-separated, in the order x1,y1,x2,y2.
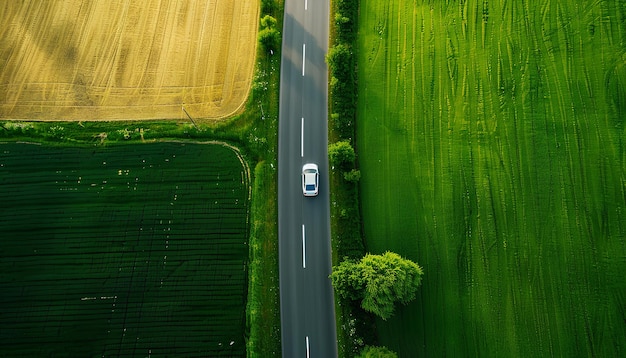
244,1,282,355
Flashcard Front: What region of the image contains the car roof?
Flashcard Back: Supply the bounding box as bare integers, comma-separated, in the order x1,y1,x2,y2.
304,172,317,182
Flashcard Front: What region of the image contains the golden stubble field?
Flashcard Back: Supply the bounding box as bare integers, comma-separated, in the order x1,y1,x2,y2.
0,0,259,121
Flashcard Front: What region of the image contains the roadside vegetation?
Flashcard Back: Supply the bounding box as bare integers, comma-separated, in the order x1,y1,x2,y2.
327,1,413,357
244,1,283,356
327,0,368,356
357,0,625,357
0,0,284,356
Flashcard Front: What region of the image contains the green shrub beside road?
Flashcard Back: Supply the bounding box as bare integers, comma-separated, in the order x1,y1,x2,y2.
259,15,281,53
327,0,358,141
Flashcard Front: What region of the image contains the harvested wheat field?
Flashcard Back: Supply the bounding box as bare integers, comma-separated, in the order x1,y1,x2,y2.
0,0,258,121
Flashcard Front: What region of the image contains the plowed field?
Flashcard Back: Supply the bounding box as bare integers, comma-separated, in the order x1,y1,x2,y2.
0,0,258,121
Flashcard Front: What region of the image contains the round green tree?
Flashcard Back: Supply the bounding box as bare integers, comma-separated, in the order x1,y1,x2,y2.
360,252,423,320
331,251,424,320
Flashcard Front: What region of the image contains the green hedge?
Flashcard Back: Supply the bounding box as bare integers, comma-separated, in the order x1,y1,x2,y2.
328,0,379,357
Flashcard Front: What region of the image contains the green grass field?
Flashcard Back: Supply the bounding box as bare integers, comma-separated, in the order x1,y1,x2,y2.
0,142,249,356
357,0,625,356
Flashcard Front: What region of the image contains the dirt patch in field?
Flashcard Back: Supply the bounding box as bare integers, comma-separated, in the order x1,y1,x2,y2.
0,0,259,121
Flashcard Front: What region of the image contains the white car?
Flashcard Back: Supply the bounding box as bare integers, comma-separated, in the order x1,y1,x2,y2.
302,163,319,197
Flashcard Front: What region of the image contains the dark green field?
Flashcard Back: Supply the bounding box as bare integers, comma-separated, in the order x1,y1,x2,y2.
0,142,249,356
357,0,625,356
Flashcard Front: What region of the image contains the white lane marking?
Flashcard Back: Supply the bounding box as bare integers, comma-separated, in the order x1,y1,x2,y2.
301,117,304,157
302,224,306,268
306,336,310,358
302,43,306,76
305,0,308,10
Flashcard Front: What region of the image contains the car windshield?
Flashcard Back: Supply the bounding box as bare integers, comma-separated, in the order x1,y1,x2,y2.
306,184,316,190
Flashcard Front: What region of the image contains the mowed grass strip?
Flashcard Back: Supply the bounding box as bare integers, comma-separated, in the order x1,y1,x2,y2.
357,0,625,356
0,142,250,356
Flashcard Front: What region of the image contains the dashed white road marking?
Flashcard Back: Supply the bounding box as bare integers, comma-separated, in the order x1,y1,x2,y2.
302,44,306,76
302,224,306,268
306,336,310,358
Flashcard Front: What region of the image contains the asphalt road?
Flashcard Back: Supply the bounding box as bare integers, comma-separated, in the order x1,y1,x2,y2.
277,0,338,357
